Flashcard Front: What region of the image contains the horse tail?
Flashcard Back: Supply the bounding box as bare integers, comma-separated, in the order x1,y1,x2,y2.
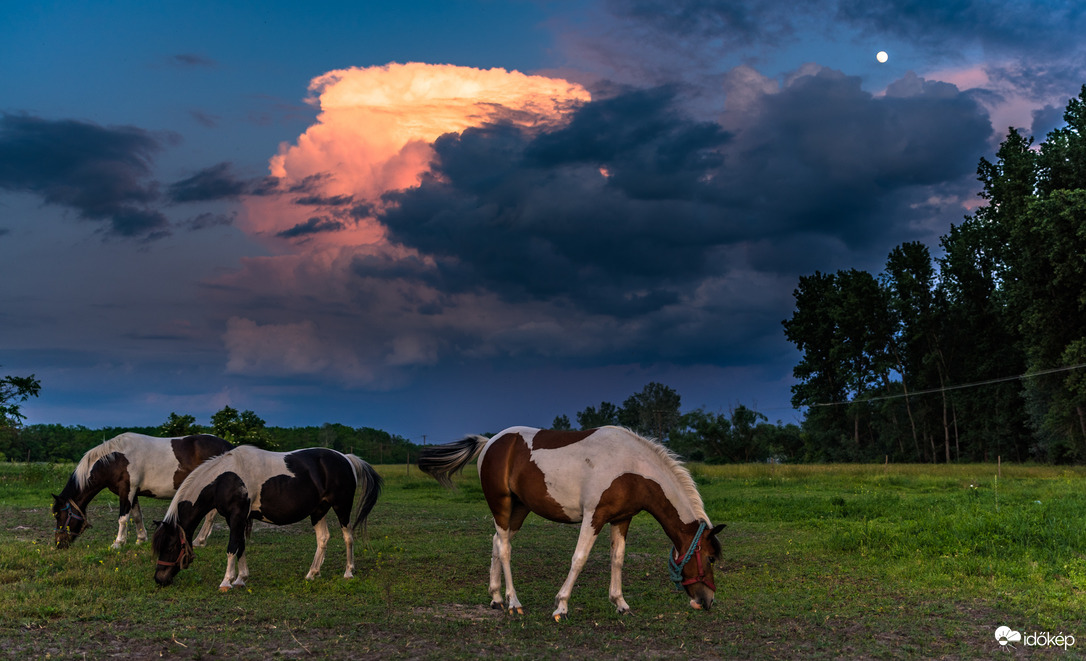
346,455,383,534
417,435,489,488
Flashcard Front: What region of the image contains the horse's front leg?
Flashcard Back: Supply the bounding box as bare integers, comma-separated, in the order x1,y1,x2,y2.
232,553,249,588
220,520,247,591
193,510,217,547
553,519,601,621
305,516,331,580
609,519,632,614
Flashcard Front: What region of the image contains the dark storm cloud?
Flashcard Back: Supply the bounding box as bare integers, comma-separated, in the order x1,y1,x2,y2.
276,216,346,239
608,0,1086,60
293,193,353,207
604,0,819,46
168,162,250,202
181,211,236,231
0,113,171,238
379,71,990,329
835,0,1086,58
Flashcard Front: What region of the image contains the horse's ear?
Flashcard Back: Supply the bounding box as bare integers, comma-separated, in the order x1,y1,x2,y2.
710,523,726,536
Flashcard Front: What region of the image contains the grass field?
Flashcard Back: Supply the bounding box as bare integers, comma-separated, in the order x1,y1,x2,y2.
2,460,1086,659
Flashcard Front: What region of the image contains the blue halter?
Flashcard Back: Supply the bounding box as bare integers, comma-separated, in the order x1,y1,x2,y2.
668,520,708,591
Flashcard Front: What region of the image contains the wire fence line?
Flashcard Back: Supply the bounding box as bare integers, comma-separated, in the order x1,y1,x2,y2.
811,362,1086,408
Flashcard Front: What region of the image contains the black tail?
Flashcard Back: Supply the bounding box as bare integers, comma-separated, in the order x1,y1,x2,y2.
417,435,489,488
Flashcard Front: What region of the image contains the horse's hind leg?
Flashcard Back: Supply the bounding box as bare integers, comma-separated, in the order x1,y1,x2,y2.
112,489,134,550
553,519,602,621
490,504,529,614
341,524,355,579
130,498,148,544
492,526,523,614
608,519,632,614
193,510,216,547
305,516,331,580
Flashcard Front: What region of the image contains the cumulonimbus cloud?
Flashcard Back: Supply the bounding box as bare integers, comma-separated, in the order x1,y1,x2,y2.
238,62,591,248
217,60,993,387
221,62,593,380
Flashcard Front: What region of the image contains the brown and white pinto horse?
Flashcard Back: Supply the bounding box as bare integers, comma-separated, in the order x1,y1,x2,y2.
153,445,383,591
52,433,232,549
418,426,725,620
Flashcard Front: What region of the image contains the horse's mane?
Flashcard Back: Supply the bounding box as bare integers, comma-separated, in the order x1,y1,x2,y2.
164,448,240,523
72,433,144,491
601,426,709,523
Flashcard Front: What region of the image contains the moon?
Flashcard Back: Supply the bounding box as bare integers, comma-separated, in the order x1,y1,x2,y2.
876,51,889,63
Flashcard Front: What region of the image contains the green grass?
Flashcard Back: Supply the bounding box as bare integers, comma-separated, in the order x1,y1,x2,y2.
2,461,1086,659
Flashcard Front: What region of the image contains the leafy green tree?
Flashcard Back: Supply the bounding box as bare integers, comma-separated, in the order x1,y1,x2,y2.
1,370,41,427
160,412,198,437
551,414,572,430
0,370,42,461
211,406,276,449
576,401,620,429
620,382,681,441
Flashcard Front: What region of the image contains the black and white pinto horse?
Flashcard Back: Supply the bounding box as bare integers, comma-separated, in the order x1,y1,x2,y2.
52,433,233,549
153,445,383,591
418,426,725,620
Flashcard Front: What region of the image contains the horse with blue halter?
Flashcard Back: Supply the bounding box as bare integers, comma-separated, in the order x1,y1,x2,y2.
52,433,233,549
152,445,383,591
418,426,725,620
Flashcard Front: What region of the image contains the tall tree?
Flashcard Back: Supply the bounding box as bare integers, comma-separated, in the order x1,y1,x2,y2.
577,401,620,429
0,369,42,461
160,412,197,437
620,382,682,441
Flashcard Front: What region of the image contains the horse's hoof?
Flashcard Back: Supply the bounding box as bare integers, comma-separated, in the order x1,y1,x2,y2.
507,606,523,615
617,608,631,615
553,613,567,622
219,586,231,593
490,601,503,610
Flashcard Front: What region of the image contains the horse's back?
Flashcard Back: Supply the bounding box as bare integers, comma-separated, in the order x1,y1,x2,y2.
480,426,658,523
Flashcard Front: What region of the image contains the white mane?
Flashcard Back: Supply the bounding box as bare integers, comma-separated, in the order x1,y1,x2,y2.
164,449,234,522
73,433,158,491
603,426,709,523
164,445,290,523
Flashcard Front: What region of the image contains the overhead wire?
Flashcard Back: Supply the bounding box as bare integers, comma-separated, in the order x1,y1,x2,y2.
810,362,1086,407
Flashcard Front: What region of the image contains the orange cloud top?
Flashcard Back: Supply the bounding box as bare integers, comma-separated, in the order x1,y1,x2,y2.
242,62,590,249
223,63,591,382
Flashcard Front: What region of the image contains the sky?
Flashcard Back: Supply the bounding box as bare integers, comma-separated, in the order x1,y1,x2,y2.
2,0,1085,444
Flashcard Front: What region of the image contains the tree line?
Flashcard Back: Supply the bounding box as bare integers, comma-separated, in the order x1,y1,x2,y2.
550,381,802,463
1,405,417,465
782,86,1086,463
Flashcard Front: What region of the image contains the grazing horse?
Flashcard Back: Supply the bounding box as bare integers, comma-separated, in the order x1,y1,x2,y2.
152,445,383,591
52,432,233,549
418,426,725,620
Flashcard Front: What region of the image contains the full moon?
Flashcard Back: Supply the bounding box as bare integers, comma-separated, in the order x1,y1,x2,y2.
876,51,889,63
